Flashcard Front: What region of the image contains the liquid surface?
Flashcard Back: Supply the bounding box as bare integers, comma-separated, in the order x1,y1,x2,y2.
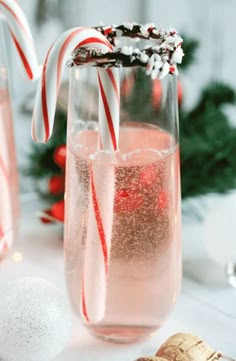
64,123,181,341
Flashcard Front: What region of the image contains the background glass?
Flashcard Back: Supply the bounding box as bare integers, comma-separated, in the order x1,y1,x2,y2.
0,18,19,259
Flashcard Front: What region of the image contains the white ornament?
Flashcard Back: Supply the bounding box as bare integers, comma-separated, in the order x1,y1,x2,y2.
0,277,72,361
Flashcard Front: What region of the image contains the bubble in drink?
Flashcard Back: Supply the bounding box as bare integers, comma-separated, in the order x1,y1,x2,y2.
64,122,181,341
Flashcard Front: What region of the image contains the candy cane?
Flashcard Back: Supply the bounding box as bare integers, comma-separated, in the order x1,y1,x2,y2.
31,27,120,323
82,68,120,322
32,27,113,143
0,0,39,257
0,0,39,80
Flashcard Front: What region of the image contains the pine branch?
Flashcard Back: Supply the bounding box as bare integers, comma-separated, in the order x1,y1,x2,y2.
180,82,236,199
180,35,199,70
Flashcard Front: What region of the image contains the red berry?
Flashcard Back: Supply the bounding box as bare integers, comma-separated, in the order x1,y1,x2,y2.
48,175,65,195
51,200,65,222
114,188,143,213
53,145,66,169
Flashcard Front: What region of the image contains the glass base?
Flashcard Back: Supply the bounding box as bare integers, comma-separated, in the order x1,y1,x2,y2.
86,325,160,343
225,262,236,288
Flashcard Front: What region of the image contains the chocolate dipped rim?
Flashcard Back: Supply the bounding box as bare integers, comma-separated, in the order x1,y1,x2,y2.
68,23,184,79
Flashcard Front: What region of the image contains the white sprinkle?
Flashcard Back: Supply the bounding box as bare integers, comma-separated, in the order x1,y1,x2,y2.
151,68,160,79
159,62,170,79
165,35,175,44
172,46,184,64
116,29,123,38
140,53,149,64
121,46,133,56
153,53,162,65
152,28,160,36
140,23,154,37
133,48,140,54
123,22,134,30
152,45,160,52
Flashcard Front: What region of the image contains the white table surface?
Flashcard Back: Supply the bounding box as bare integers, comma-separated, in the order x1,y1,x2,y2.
0,193,236,360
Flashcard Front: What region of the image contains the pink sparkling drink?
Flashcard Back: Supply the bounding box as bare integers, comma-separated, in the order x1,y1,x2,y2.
0,85,19,258
64,66,181,342
65,125,181,343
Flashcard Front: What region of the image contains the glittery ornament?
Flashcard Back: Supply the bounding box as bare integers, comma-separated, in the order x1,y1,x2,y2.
0,277,72,361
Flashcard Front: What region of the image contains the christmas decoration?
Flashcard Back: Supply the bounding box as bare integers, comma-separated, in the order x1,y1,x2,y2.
53,144,66,169
28,107,67,223
48,174,65,195
0,277,72,361
135,332,235,361
27,36,236,222
51,199,65,222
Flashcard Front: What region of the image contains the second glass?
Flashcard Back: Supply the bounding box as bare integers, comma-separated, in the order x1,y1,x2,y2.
0,19,19,259
64,64,181,342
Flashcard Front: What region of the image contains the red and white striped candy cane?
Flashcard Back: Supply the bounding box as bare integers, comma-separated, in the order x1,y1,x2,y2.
0,0,39,80
31,27,120,323
97,68,120,151
82,68,120,322
32,27,113,143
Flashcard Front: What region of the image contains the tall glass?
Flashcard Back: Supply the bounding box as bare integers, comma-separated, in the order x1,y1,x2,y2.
64,63,181,342
0,18,19,259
